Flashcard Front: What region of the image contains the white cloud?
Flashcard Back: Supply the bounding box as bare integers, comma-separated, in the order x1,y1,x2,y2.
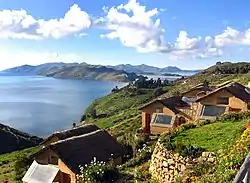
211,27,250,47
1,1,250,61
100,0,166,53
173,31,202,51
99,0,217,60
0,4,91,39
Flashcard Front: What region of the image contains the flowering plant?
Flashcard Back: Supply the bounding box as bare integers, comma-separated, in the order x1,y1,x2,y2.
77,156,117,183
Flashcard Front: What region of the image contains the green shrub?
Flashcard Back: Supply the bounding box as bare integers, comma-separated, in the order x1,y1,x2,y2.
14,154,32,181
218,111,250,122
116,132,146,156
77,157,119,183
196,119,212,127
181,145,204,158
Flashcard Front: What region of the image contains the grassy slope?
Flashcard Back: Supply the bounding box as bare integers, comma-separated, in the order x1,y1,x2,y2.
84,88,155,136
0,147,39,181
172,120,247,152
85,72,250,135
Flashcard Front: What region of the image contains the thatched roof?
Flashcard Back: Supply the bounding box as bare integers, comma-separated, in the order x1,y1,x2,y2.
140,96,189,114
41,124,99,145
35,130,128,174
196,82,250,103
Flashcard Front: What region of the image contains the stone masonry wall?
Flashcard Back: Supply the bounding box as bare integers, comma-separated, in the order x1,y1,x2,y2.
149,142,216,183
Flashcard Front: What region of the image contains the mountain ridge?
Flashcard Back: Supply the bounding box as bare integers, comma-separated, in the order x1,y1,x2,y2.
3,63,138,82
107,64,201,74
3,62,200,81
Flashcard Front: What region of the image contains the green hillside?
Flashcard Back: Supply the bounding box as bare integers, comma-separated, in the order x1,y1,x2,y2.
0,123,42,155
3,62,250,182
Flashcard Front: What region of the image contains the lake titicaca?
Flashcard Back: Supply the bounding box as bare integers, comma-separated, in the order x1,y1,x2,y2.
0,73,126,136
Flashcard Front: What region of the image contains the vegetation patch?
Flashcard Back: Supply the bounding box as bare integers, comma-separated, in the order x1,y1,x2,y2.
0,147,39,182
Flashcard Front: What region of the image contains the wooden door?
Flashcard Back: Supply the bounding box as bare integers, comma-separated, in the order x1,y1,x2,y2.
62,173,71,183
145,113,151,135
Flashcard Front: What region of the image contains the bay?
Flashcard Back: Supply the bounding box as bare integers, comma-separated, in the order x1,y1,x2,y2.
0,72,126,137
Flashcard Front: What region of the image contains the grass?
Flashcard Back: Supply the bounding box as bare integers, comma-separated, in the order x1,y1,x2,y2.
172,120,247,152
0,146,39,182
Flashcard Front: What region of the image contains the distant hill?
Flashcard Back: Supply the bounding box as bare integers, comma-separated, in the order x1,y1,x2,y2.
4,63,138,82
201,62,250,75
107,64,201,75
0,123,42,154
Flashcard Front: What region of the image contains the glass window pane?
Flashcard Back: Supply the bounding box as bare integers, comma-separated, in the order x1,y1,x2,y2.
201,105,226,117
152,114,172,125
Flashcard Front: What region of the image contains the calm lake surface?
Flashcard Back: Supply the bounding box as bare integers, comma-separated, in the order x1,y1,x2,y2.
0,73,126,137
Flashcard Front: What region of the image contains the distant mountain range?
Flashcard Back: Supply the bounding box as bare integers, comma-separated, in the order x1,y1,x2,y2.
107,64,201,75
3,62,138,82
3,62,200,82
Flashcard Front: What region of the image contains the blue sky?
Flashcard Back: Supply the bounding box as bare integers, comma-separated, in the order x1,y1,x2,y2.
0,0,250,70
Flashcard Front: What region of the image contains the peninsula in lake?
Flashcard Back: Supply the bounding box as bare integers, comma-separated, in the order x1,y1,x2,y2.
3,62,200,82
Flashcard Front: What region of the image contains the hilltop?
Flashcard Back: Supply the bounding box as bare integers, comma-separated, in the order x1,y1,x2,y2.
3,62,138,82
0,123,42,155
107,64,200,75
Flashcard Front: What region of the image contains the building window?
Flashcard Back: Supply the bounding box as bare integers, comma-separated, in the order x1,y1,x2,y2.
156,107,163,113
151,114,173,126
217,97,229,105
200,105,226,117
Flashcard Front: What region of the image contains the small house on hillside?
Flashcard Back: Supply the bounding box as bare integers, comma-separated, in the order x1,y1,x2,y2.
140,96,191,134
140,81,250,135
195,82,250,120
23,127,128,183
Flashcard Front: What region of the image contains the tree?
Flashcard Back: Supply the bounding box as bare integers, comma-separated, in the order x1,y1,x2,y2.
203,80,209,87
81,114,86,122
156,78,162,87
163,79,170,86
111,86,119,93
14,155,32,181
216,61,222,65
89,108,97,118
135,75,148,88
154,87,165,97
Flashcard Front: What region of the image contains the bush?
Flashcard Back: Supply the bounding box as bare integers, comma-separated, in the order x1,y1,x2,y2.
154,87,165,97
218,111,250,122
77,157,119,183
14,154,32,181
121,144,152,169
116,132,146,157
196,119,212,127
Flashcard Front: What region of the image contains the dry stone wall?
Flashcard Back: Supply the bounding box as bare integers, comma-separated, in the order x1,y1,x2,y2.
149,142,216,183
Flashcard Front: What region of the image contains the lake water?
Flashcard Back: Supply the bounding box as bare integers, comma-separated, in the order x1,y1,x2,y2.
0,73,126,137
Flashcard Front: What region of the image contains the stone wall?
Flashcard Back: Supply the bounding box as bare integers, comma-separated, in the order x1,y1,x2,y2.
149,142,216,183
